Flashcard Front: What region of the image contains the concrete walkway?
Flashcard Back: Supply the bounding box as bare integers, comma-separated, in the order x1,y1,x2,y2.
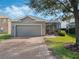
0,37,57,59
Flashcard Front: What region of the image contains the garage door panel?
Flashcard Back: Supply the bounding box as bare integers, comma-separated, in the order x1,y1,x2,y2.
16,25,41,37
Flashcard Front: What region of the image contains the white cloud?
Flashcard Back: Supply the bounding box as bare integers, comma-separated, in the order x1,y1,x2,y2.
0,5,54,20
0,5,35,19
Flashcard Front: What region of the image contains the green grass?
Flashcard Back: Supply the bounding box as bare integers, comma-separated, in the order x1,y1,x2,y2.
46,34,79,59
0,34,11,41
47,34,76,44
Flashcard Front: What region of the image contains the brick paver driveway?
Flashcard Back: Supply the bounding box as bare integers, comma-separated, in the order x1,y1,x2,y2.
0,37,56,59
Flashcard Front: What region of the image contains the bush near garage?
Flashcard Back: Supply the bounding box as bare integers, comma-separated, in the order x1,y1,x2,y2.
57,30,66,36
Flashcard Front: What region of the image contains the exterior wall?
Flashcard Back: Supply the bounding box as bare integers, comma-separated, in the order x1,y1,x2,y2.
55,22,61,30
11,17,46,36
8,20,11,34
46,22,61,34
0,18,9,33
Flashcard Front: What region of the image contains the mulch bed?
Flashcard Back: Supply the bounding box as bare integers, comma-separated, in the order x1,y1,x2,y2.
64,43,79,52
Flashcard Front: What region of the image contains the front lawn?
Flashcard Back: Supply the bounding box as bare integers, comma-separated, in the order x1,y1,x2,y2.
0,34,11,41
46,34,79,59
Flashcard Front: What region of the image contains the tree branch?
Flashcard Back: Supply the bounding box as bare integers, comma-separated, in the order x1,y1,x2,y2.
57,0,73,13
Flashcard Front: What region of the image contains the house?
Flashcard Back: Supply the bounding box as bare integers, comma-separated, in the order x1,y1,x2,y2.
0,16,61,36
61,18,75,29
46,20,61,34
9,16,61,37
10,16,46,37
0,16,11,33
66,22,75,28
60,19,75,34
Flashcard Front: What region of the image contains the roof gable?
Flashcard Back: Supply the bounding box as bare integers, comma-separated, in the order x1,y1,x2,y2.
20,16,48,23
20,16,36,23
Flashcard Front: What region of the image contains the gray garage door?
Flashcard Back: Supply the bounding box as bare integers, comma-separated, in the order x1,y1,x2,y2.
16,25,42,37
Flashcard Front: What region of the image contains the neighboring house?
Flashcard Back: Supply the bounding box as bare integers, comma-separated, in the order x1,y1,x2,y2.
66,22,75,28
10,16,61,37
60,19,75,34
61,18,75,29
66,22,75,34
0,16,11,33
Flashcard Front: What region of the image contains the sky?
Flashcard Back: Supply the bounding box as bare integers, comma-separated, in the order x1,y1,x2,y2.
0,0,55,20
0,0,71,28
0,0,65,20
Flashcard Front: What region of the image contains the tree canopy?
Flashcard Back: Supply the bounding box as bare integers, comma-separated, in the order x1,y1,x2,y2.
28,0,75,20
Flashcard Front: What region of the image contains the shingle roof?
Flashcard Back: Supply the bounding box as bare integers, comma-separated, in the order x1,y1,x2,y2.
29,16,47,21
20,16,48,23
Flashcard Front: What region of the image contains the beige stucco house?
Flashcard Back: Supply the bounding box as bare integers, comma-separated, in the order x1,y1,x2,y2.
9,16,60,37
0,16,61,37
0,16,11,34
10,16,47,37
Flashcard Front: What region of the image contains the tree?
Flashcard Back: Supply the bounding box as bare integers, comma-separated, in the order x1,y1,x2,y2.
28,0,79,45
70,0,79,45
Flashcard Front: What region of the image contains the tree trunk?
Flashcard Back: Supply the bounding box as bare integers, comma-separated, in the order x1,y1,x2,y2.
70,0,79,45
75,11,79,45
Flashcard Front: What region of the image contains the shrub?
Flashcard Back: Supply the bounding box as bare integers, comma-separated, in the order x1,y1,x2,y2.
57,30,66,36
0,34,11,39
